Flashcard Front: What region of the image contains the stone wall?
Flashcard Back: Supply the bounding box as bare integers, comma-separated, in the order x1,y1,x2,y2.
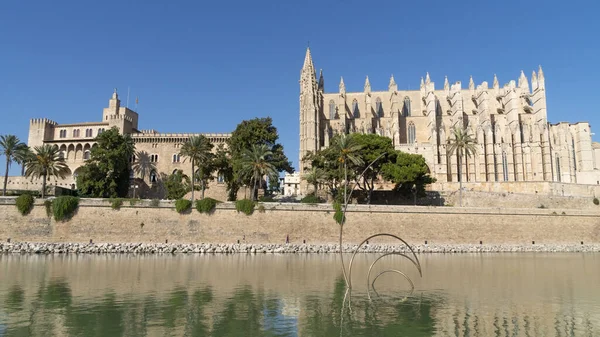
1,198,599,245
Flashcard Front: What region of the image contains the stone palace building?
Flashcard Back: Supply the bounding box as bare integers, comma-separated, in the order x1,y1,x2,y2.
299,47,600,196
8,90,231,199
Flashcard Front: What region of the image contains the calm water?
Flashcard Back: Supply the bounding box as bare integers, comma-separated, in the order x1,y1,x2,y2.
0,253,599,336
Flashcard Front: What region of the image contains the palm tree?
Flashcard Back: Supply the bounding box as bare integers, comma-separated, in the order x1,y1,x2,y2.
447,126,477,207
24,145,70,198
179,135,213,203
329,133,363,203
15,145,33,177
302,166,327,195
0,135,27,196
132,151,156,181
238,144,278,201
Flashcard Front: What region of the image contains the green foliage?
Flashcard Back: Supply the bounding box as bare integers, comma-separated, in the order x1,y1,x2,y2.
238,144,279,200
110,198,123,210
150,199,160,207
381,151,435,198
44,199,53,217
235,199,255,215
333,202,345,225
258,195,275,202
179,135,214,202
594,197,599,205
24,144,70,199
195,198,220,214
52,196,79,221
301,194,321,204
164,170,191,200
15,193,34,215
257,204,266,213
1,134,28,196
175,199,192,214
129,199,138,206
213,144,239,201
76,127,135,198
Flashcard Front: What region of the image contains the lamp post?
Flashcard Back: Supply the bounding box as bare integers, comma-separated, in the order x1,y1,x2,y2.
411,184,417,206
131,184,138,199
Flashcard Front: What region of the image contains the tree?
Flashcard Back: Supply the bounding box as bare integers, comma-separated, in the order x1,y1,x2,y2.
132,151,156,181
327,134,363,202
238,144,278,201
228,118,293,198
350,133,395,204
381,151,436,198
0,135,27,196
164,169,191,200
213,144,238,201
302,166,327,195
446,126,477,207
76,127,135,198
195,152,216,200
179,135,213,203
24,145,70,198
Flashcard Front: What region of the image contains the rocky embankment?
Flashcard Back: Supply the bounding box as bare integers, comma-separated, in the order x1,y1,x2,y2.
1,242,599,254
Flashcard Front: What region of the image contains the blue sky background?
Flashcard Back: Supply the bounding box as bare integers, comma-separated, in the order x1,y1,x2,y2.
1,0,599,175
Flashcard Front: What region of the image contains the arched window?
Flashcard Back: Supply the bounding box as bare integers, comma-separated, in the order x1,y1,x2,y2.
435,98,442,116
150,171,157,183
352,99,359,118
408,123,416,144
173,154,177,163
375,97,383,117
329,100,336,119
502,152,509,181
83,151,90,160
217,173,225,183
402,97,411,117
59,151,65,159
555,156,561,182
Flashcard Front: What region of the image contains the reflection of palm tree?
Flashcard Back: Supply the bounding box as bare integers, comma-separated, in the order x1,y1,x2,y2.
447,126,477,207
132,151,156,181
24,145,70,198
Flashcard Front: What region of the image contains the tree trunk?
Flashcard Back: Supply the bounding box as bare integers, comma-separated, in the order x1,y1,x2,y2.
367,177,374,205
191,161,195,203
458,153,463,207
41,174,47,199
3,158,8,196
201,179,205,199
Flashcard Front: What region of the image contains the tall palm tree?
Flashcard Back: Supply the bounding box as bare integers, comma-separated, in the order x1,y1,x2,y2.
447,126,477,207
24,145,70,198
302,166,327,195
238,144,278,201
131,151,156,181
15,145,33,177
0,135,27,196
179,135,213,203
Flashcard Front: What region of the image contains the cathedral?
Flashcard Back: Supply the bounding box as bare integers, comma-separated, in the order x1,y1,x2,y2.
299,48,600,192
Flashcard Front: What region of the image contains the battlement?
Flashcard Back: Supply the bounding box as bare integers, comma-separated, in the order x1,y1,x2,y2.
131,132,231,138
138,129,159,134
30,118,57,126
108,114,133,123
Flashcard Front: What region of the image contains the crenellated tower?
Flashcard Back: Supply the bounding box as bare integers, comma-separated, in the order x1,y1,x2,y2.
299,48,321,173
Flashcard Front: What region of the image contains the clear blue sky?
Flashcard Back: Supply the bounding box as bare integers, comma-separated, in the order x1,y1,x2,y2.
1,0,599,175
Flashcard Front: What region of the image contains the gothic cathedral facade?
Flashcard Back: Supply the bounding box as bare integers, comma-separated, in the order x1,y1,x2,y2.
299,48,600,188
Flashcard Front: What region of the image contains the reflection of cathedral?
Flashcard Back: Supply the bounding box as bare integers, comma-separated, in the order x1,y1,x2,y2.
299,48,600,190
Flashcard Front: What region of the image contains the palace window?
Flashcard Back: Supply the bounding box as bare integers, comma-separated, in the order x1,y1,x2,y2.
150,154,159,163
352,99,359,118
217,172,225,184
73,129,80,138
375,97,383,117
84,129,91,137
129,154,136,163
408,122,416,144
172,154,180,163
150,171,157,183
59,130,66,138
97,128,105,135
328,100,336,120
402,97,411,117
83,151,91,160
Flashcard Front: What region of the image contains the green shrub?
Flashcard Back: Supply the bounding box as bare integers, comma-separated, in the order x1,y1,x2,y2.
44,200,53,217
594,197,599,205
110,198,123,210
235,199,255,215
52,196,79,221
129,199,138,206
257,204,266,213
333,202,345,225
196,198,220,214
258,195,275,202
15,193,35,216
175,199,192,214
301,194,321,204
150,199,160,207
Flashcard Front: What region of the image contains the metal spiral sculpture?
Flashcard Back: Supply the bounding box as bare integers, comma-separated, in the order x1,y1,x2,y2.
336,153,423,301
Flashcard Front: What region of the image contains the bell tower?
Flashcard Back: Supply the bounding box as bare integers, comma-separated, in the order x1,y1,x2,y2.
299,47,320,173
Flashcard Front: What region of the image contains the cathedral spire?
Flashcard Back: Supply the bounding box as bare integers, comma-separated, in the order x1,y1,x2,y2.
302,47,314,70
389,74,397,91
538,65,545,88
339,76,346,95
469,76,475,91
425,72,431,84
493,74,499,90
518,70,529,92
420,77,425,89
531,70,538,91
318,69,324,91
444,76,449,91
364,76,371,93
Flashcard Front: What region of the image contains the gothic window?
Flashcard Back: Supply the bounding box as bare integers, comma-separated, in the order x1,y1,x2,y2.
402,97,411,117
352,99,359,118
150,171,157,183
375,97,383,117
97,128,105,136
83,151,90,160
555,156,561,182
217,172,225,183
59,130,66,138
435,98,442,116
172,154,180,163
329,100,336,119
572,137,577,171
73,129,80,138
408,122,416,144
502,152,509,181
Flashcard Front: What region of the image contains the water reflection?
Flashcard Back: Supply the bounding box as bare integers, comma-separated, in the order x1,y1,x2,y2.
0,254,599,336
